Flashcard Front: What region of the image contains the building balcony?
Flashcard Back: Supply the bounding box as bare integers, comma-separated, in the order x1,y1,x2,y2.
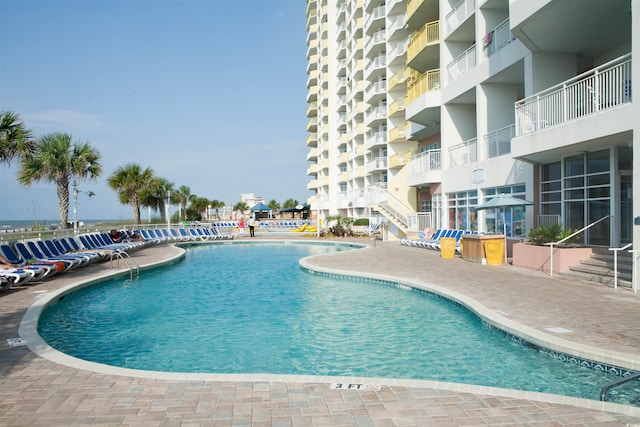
307,179,319,190
481,19,515,60
482,124,515,160
389,149,415,169
306,133,318,147
350,165,365,180
365,131,387,150
338,171,350,183
364,5,385,33
364,80,387,101
388,123,406,143
407,20,439,68
338,151,349,164
307,164,319,176
407,149,442,186
364,54,386,79
307,147,319,161
351,145,365,160
446,44,476,83
388,98,405,117
366,156,387,173
306,118,318,132
365,105,386,126
388,68,408,90
364,29,386,57
515,54,632,136
306,102,317,118
448,137,477,168
445,0,475,38
406,69,440,104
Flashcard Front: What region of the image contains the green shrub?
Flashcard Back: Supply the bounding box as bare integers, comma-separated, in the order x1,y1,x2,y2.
527,223,579,246
353,218,369,226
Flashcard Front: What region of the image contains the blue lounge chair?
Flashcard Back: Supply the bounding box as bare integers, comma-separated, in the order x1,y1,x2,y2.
0,244,59,278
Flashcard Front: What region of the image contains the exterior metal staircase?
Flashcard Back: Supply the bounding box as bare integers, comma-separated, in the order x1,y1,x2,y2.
558,248,633,288
368,188,413,234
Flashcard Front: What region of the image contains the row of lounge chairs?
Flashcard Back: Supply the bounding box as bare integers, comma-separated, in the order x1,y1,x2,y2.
400,229,479,253
0,226,236,290
0,231,146,290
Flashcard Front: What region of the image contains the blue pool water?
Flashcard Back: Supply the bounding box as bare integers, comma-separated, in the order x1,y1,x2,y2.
38,242,640,404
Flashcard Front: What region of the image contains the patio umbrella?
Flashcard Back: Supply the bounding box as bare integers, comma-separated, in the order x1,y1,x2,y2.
474,194,534,263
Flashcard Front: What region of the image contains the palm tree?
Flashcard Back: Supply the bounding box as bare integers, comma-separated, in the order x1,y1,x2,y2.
209,199,225,220
173,185,191,220
186,195,210,221
1,110,36,165
108,163,154,225
282,198,299,209
233,201,250,219
268,199,281,219
18,132,101,228
140,177,174,222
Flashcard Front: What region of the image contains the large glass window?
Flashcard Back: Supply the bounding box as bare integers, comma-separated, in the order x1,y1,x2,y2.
447,191,478,231
482,185,527,237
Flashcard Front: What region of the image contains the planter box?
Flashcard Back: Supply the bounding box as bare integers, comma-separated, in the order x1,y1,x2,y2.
512,242,593,274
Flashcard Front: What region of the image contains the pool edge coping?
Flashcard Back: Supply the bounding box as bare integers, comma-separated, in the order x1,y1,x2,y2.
17,240,640,418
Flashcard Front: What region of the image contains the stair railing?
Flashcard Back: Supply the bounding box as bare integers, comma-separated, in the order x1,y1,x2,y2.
608,242,632,290
546,215,611,277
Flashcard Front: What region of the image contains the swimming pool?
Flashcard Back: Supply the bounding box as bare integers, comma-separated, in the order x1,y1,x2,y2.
37,242,640,405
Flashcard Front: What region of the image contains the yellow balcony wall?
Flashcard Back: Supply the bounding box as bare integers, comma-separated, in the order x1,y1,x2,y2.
339,152,349,163
406,69,441,104
338,172,349,183
340,133,349,144
306,118,318,132
307,164,319,175
307,179,319,190
388,69,408,90
322,176,330,186
322,159,329,169
306,133,317,146
407,0,424,20
388,98,406,116
306,102,317,117
389,123,407,143
307,147,318,160
407,20,440,64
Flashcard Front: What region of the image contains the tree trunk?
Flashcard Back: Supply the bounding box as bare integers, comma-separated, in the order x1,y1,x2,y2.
57,179,70,228
132,195,141,225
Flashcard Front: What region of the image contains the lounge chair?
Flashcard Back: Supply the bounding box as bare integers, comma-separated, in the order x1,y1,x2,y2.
37,240,90,266
0,244,59,278
26,241,82,269
14,242,72,273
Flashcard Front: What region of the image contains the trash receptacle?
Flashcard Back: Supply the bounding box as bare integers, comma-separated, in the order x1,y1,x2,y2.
440,237,456,259
483,239,505,265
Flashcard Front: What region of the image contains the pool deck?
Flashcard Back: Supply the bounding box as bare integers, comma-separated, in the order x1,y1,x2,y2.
2,235,640,425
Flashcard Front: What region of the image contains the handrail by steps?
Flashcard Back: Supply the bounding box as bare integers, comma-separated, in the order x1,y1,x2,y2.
608,242,632,290
545,215,611,277
600,371,640,402
110,251,140,281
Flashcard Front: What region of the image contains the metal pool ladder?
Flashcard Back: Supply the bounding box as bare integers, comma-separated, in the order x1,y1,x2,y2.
110,251,140,281
600,371,640,401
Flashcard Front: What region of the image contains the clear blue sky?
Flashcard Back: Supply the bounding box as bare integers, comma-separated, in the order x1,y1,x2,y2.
0,1,309,222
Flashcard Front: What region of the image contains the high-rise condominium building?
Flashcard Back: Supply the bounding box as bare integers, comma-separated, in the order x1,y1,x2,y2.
306,0,639,256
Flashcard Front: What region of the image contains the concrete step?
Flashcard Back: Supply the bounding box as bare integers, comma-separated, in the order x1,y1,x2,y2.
558,270,633,288
578,257,633,274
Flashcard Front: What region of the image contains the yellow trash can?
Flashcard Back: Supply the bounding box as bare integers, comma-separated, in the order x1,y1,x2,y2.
440,237,456,259
483,239,505,265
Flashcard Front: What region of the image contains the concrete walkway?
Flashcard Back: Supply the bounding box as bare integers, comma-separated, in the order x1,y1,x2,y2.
2,236,640,426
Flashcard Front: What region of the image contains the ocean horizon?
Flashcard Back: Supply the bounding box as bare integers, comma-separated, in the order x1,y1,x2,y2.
0,219,126,231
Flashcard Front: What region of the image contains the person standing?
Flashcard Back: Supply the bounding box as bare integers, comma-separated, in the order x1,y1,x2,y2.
238,217,246,236
248,216,256,237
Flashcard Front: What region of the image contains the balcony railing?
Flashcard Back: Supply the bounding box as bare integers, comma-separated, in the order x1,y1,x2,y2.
483,124,515,159
482,19,515,59
448,138,477,167
407,20,440,64
410,149,441,174
365,29,386,55
365,54,387,77
445,0,475,36
364,5,385,31
366,156,388,173
365,131,387,149
447,44,476,83
515,54,632,136
406,69,440,104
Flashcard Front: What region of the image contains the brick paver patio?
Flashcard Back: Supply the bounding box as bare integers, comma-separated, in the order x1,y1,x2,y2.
2,235,640,426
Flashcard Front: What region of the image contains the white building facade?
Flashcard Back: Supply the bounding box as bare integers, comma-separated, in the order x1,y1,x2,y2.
306,0,638,254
